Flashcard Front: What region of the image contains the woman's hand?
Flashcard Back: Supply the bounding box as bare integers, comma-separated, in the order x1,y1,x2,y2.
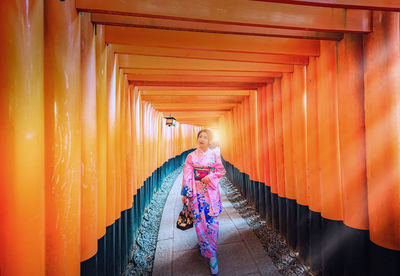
182,196,187,205
201,176,211,184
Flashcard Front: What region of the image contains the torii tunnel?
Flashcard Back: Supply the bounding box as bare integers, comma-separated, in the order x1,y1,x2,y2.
1,0,400,275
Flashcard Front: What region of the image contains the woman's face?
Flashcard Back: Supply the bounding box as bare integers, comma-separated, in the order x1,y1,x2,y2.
198,132,209,147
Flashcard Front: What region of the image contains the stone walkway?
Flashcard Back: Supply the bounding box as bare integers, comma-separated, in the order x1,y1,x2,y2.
153,172,281,276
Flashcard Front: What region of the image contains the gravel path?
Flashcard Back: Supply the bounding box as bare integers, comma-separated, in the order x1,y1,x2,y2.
124,165,183,276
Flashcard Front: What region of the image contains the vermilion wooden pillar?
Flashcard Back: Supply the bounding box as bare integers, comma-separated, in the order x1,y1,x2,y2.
305,56,322,272
291,65,309,262
317,41,343,221
337,33,369,275
316,40,344,275
80,12,98,275
249,90,261,210
260,86,272,224
226,111,234,163
241,98,251,201
243,97,252,178
282,73,297,248
125,79,133,211
0,0,45,274
305,57,321,219
281,73,297,249
237,103,246,185
242,96,251,202
364,11,400,275
256,89,265,185
266,84,279,230
273,78,286,236
124,76,134,271
259,87,270,188
231,108,237,169
96,24,108,276
281,73,295,202
114,63,123,276
256,88,266,218
337,33,369,231
291,65,307,207
119,73,128,271
133,88,142,196
106,53,117,276
234,106,242,174
44,0,81,274
250,90,261,182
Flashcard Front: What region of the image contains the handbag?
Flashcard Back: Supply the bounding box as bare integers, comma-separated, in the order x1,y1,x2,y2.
176,203,194,230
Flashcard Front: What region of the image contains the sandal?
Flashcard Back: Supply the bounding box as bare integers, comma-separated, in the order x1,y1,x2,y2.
209,256,218,275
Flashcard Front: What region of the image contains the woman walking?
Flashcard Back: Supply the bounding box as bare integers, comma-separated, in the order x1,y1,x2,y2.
181,129,226,275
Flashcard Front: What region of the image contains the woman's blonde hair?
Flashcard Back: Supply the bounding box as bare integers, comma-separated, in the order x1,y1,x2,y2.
197,129,213,144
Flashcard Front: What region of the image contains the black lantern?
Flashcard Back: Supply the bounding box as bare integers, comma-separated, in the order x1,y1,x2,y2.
164,114,176,127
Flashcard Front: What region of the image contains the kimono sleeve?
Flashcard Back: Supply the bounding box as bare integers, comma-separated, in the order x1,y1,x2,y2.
181,154,194,197
207,151,226,190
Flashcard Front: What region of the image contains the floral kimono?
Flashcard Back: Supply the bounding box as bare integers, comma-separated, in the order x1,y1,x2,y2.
181,147,226,258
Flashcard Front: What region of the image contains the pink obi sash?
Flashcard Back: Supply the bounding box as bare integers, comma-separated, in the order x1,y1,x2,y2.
194,166,214,181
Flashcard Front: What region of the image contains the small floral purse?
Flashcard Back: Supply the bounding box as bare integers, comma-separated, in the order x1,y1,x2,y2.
176,203,193,230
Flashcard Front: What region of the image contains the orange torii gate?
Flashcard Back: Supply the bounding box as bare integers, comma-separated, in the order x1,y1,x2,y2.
1,0,400,275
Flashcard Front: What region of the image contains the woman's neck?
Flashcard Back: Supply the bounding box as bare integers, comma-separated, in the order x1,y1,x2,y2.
199,145,209,153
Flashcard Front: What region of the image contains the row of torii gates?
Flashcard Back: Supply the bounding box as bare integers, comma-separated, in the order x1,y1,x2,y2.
1,0,400,275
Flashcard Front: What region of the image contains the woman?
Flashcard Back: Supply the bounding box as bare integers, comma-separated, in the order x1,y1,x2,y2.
181,129,226,275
